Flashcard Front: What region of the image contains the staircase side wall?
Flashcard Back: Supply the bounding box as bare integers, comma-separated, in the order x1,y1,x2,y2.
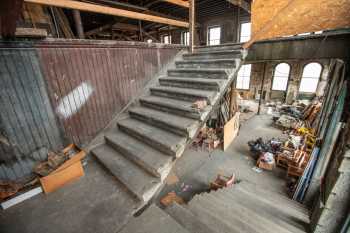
0,39,185,180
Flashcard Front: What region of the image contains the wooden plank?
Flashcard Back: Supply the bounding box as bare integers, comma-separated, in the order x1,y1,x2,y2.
25,0,189,28
15,27,47,37
244,0,350,48
162,0,189,8
223,112,240,150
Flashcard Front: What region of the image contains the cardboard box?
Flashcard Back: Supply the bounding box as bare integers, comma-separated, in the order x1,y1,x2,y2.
40,144,86,194
257,158,275,171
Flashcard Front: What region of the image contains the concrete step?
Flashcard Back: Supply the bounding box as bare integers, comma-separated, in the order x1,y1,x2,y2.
129,107,199,137
150,86,216,105
187,197,241,233
237,182,310,218
183,50,241,60
159,77,224,91
168,68,230,79
194,43,243,52
176,59,236,69
117,118,187,157
215,187,308,233
165,202,216,233
91,144,161,202
194,193,291,233
105,130,173,179
119,204,191,233
139,96,208,120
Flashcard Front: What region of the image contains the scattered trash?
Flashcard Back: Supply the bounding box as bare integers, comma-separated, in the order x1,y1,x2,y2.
252,167,263,173
209,174,235,191
192,99,207,110
166,173,179,185
160,191,184,207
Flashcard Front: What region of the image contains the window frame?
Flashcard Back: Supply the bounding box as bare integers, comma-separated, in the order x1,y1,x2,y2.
181,31,189,46
207,26,221,46
298,62,323,93
239,22,251,43
236,64,252,90
271,62,291,91
162,34,171,44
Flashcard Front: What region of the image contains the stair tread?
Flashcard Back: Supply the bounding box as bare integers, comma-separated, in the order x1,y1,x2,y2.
166,202,217,233
118,118,186,156
150,86,215,99
237,182,310,215
105,130,173,179
129,106,199,135
184,49,241,55
215,187,308,233
120,204,190,233
176,58,236,63
168,68,230,72
92,144,161,202
193,194,291,233
187,198,242,233
159,77,224,84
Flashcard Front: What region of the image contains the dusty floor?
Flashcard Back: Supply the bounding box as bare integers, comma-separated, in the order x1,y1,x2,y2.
0,111,288,233
156,113,288,205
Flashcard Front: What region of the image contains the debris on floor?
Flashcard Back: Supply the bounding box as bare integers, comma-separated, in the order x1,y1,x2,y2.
209,174,235,191
160,191,185,207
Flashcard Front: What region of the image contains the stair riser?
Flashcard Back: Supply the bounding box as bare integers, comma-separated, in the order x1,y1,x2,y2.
150,89,212,105
105,137,161,178
175,62,235,69
195,45,242,52
159,79,220,91
139,100,201,120
129,111,189,137
118,123,177,156
168,71,228,79
183,53,240,60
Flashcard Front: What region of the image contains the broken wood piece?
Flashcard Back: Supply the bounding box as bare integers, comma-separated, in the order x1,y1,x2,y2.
160,191,184,207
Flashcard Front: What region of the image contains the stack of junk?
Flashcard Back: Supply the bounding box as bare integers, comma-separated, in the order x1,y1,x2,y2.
248,99,322,197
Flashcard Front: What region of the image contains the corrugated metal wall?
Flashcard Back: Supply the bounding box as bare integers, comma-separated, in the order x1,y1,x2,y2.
0,39,184,180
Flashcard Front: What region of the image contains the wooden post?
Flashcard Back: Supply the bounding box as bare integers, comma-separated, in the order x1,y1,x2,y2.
72,9,84,39
229,84,237,118
189,0,195,53
257,63,266,115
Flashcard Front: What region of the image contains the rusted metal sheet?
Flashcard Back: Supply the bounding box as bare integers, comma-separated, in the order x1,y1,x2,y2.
37,40,183,146
0,39,183,180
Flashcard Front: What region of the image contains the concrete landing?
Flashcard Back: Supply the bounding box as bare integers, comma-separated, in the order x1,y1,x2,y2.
0,158,141,233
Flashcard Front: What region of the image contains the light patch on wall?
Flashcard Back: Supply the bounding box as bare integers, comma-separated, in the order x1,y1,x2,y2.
56,82,93,119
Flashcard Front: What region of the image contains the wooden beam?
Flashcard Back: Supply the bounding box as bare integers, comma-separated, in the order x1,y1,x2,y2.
25,0,189,28
162,0,189,8
15,27,47,37
189,0,195,52
226,0,251,13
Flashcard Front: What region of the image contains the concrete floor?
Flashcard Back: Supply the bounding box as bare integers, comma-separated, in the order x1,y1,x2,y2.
0,112,288,233
156,113,288,205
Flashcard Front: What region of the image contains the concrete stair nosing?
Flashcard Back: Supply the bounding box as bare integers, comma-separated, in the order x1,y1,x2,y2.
128,107,199,138
117,118,187,157
91,144,161,203
214,187,308,233
175,59,236,69
104,130,174,179
159,77,223,91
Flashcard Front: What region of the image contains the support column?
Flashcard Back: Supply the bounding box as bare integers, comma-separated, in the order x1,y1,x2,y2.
257,63,266,115
72,9,85,39
189,0,195,52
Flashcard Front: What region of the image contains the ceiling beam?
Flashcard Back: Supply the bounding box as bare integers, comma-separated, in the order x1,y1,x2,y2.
226,0,251,13
162,0,189,8
25,0,189,28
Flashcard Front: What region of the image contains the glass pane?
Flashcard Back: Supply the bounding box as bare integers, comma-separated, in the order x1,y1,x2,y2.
299,78,319,93
302,63,322,78
208,27,221,45
236,64,251,89
272,63,290,91
299,63,322,93
240,22,251,42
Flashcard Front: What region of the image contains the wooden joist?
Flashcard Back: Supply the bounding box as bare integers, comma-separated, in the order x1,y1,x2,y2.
162,0,189,8
226,0,251,13
24,0,189,28
15,27,47,37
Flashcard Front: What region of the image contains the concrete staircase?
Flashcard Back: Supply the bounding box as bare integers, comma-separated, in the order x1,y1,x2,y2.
119,182,310,233
91,44,245,205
